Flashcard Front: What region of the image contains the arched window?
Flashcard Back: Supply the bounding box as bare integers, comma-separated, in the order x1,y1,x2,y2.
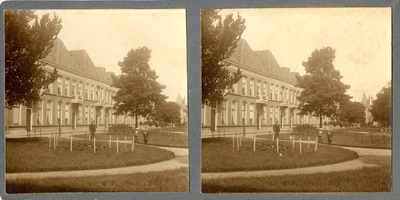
249,79,254,96
242,77,247,95
256,81,261,97
91,85,95,100
231,101,237,125
85,106,89,124
263,82,268,100
90,106,94,122
270,84,274,100
47,100,53,125
86,83,89,100
72,80,76,96
78,82,82,96
58,76,63,95
242,102,247,125
78,105,82,124
65,78,70,96
221,101,227,125
270,106,274,125
263,105,267,125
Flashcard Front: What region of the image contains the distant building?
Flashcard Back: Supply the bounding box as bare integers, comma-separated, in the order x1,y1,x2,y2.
5,39,139,135
201,39,325,135
361,93,374,124
176,94,188,124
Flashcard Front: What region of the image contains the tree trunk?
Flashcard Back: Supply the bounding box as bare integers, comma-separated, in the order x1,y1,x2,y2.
319,114,322,128
135,113,138,129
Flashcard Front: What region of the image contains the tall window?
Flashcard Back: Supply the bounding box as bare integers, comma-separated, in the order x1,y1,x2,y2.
58,102,62,125
91,85,94,100
256,81,261,97
231,83,237,94
263,82,267,100
65,103,69,125
12,105,21,125
72,80,76,96
242,103,246,125
64,78,69,96
270,84,274,100
78,105,82,124
58,76,63,95
270,106,273,125
36,101,43,125
231,101,237,125
249,103,254,125
275,107,279,123
47,83,53,93
242,77,247,95
221,101,227,125
91,106,94,122
249,79,254,96
263,105,267,125
78,82,82,96
47,100,53,125
85,106,89,124
275,85,279,100
96,87,99,101
86,84,89,99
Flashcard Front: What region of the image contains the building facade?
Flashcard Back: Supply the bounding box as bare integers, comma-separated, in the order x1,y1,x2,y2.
5,39,138,135
361,93,374,124
202,39,324,135
176,94,188,124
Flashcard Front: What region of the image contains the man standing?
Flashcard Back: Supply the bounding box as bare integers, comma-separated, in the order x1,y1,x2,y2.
89,121,96,141
134,128,139,144
273,121,280,141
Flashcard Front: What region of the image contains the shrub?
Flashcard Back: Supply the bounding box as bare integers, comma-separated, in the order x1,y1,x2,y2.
293,124,318,136
108,124,132,135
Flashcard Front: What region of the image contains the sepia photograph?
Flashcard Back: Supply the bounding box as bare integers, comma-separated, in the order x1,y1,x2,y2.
201,8,392,193
4,9,188,193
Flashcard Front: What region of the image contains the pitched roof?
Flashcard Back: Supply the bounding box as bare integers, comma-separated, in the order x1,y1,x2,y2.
42,39,114,85
226,39,299,85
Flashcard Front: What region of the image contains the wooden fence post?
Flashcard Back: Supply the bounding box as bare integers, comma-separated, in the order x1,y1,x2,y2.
277,138,279,154
314,137,318,152
132,136,135,152
124,136,127,148
232,135,235,149
300,138,302,153
49,133,51,149
94,137,96,153
117,138,119,153
308,136,310,148
293,135,295,147
109,135,112,147
70,132,73,152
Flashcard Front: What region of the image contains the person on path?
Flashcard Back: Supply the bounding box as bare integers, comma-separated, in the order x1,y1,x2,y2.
318,128,323,144
143,131,148,145
89,121,96,141
134,128,139,144
327,131,332,145
273,121,280,142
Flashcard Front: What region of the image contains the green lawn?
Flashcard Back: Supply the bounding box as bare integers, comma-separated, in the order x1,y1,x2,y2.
202,166,391,193
202,137,358,173
75,131,188,148
258,130,391,149
7,167,189,193
6,137,175,173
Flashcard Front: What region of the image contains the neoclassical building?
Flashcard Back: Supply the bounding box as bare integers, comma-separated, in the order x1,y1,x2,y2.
202,39,323,135
5,39,138,135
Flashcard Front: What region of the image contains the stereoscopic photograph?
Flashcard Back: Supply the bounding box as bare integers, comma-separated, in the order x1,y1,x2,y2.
4,9,188,193
201,8,392,193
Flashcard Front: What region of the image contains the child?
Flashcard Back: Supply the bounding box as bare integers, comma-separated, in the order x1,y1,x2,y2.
327,131,332,145
318,128,323,144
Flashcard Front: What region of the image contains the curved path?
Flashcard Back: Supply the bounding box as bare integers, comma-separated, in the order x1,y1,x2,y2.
6,145,188,180
202,146,391,180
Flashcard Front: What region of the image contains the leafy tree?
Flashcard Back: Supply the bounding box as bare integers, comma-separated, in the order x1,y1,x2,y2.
338,101,366,124
112,47,167,128
154,101,181,125
297,47,351,128
5,10,62,109
201,9,246,106
370,82,391,126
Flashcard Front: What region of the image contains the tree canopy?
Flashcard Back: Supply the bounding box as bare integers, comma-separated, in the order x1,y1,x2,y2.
5,10,62,109
370,81,391,126
201,9,246,105
338,101,366,124
154,101,181,125
297,47,351,127
112,47,167,128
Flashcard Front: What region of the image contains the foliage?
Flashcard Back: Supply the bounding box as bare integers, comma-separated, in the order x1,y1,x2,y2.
370,82,391,126
112,47,167,128
154,101,181,124
108,124,132,135
201,9,246,105
5,10,62,109
338,101,366,123
293,124,318,136
297,47,351,127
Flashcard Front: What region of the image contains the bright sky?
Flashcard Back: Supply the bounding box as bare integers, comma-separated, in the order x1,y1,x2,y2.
35,9,187,102
220,8,391,102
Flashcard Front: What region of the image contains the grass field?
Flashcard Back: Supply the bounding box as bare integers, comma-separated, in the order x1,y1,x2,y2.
6,137,175,173
202,165,391,193
202,137,358,173
75,131,188,148
7,167,189,193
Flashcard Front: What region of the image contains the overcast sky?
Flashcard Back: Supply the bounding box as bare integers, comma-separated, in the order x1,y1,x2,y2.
36,9,187,102
220,8,391,102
